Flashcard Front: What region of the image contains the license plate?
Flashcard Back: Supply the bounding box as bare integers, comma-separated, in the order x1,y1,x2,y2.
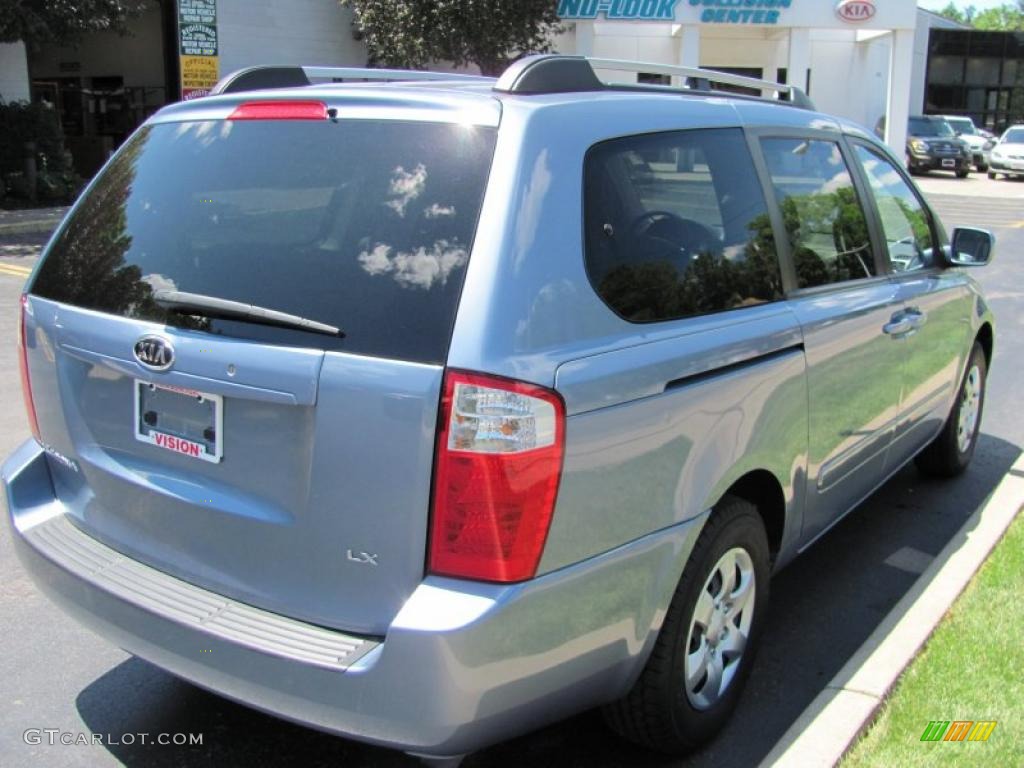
134,381,223,463
941,159,956,168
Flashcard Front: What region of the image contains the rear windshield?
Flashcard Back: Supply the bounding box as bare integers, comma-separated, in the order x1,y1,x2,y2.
31,118,497,363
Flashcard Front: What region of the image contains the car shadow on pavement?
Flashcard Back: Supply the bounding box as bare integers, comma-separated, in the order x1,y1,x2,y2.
76,433,1021,768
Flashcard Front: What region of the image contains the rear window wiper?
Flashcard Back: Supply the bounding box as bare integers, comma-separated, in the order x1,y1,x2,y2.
153,290,345,338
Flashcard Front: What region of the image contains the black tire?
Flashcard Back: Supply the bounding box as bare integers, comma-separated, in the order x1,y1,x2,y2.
956,170,970,179
916,342,987,478
988,171,998,180
977,163,988,172
603,496,770,754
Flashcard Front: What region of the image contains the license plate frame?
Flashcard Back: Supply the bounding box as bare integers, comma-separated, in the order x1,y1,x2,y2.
134,380,223,463
941,158,956,168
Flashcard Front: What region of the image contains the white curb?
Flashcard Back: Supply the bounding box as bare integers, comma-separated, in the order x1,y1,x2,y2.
759,454,1024,768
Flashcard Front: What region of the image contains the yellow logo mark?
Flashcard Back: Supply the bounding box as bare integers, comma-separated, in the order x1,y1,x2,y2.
967,721,997,742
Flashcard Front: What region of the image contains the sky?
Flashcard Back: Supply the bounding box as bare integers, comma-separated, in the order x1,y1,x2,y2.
918,0,1016,11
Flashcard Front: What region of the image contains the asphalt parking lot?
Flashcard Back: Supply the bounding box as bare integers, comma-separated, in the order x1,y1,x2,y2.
915,168,1024,204
1,184,1022,768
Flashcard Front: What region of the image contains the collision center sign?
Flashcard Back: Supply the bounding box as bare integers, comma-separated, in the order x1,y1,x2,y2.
558,0,680,21
559,0,795,25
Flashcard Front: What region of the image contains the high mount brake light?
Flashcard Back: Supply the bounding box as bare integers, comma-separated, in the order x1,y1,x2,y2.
429,370,565,583
228,101,328,121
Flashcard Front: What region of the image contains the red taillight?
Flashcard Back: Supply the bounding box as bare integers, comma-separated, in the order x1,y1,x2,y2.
429,370,565,583
18,294,41,442
227,100,328,121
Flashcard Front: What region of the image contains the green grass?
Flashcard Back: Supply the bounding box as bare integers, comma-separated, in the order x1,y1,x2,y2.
842,510,1024,768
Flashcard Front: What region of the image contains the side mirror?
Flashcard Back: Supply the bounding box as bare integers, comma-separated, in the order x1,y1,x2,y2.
946,227,994,266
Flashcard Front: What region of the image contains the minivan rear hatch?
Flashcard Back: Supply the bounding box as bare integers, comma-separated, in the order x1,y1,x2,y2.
23,98,498,635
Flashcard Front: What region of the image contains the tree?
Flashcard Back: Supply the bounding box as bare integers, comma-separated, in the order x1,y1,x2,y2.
0,0,144,47
934,2,976,24
340,0,562,76
973,4,1024,30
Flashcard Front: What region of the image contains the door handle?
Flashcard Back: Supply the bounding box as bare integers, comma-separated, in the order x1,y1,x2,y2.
883,314,913,336
905,306,927,329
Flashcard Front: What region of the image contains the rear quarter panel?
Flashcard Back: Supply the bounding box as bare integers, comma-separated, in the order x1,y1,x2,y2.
448,96,815,577
542,304,808,573
447,95,818,574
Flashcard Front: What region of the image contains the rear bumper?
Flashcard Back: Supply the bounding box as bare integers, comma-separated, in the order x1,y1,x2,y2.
4,440,704,757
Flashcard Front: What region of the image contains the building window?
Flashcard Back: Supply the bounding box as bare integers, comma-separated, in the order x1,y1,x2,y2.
927,29,1024,132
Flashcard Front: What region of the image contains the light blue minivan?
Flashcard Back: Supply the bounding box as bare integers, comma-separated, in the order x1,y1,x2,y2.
4,56,994,764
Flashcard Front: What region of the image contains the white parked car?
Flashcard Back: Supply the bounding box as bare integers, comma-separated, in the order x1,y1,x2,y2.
988,125,1024,180
941,115,995,172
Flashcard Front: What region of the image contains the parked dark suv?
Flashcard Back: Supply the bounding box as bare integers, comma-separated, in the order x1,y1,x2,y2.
905,116,971,177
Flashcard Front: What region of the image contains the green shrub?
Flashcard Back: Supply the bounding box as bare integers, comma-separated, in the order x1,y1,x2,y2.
0,101,83,204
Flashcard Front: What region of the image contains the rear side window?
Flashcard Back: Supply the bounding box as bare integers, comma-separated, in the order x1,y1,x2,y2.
31,119,497,364
584,128,782,324
761,138,875,289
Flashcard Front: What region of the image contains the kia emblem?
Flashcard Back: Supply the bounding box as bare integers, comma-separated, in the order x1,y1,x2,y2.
133,335,175,371
836,0,876,22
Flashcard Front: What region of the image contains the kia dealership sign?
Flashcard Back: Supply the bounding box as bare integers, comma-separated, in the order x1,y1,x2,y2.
836,0,875,22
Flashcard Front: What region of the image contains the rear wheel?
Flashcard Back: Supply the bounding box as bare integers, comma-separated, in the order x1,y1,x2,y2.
916,342,986,478
603,496,770,754
988,170,998,180
956,169,970,179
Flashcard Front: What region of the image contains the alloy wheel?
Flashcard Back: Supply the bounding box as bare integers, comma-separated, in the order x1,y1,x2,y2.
957,364,982,453
684,547,756,710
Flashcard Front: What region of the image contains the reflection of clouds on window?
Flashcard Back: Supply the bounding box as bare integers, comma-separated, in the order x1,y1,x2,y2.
142,273,178,293
863,159,904,191
424,203,456,219
723,244,747,261
820,171,854,194
172,120,232,148
358,239,468,289
385,163,427,217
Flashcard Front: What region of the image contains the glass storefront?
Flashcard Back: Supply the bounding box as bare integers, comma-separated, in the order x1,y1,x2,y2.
926,29,1024,133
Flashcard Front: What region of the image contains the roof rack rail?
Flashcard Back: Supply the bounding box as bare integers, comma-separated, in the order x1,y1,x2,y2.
211,65,493,96
494,55,815,110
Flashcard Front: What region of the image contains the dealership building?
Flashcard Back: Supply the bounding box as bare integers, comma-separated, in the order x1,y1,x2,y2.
1,0,1022,174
